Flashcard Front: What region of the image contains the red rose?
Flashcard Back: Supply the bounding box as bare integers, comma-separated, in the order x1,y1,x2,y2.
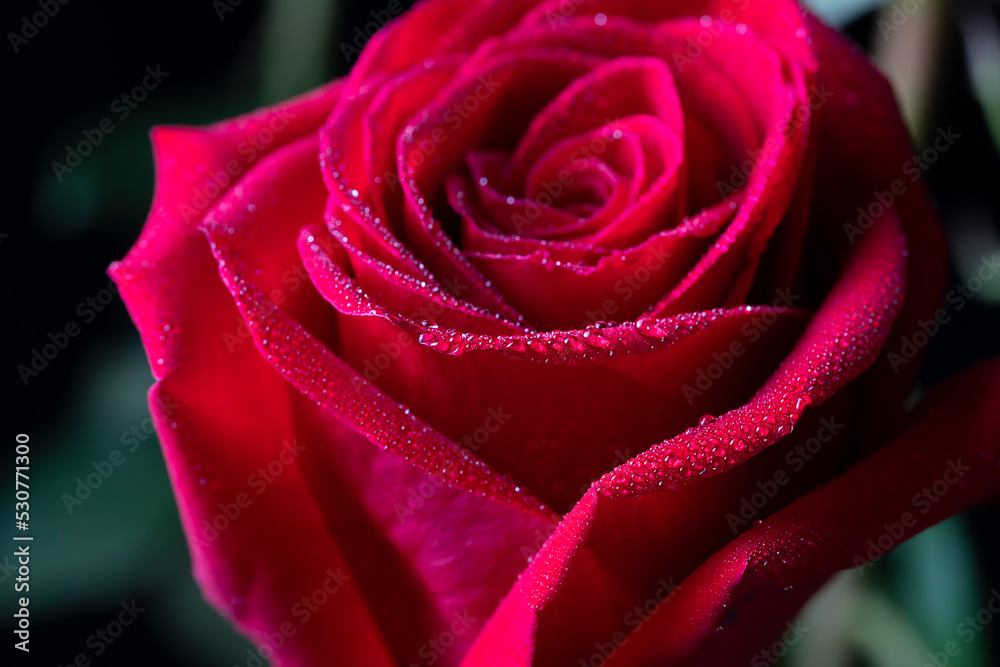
112,0,1000,665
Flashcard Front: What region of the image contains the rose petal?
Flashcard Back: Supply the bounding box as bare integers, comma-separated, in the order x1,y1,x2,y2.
802,15,949,450
461,201,907,665
396,50,604,329
611,357,1000,666
464,199,729,330
197,133,569,664
109,83,403,666
303,226,809,508
321,60,528,324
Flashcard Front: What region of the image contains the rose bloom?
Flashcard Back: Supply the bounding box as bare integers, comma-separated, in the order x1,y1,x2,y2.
112,0,1000,665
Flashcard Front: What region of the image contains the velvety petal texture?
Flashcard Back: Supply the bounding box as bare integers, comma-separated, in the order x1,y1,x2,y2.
111,1,996,666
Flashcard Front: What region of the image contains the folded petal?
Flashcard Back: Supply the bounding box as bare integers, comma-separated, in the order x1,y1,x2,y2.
109,83,402,666
461,200,908,666
612,357,1000,665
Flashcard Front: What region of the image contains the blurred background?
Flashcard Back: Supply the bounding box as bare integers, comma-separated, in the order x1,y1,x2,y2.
3,0,999,664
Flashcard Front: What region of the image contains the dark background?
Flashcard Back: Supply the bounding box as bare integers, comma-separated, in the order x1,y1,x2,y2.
3,0,999,665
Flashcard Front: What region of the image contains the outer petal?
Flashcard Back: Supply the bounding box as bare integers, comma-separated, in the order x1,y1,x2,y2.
109,82,401,666
612,357,1000,666
803,15,948,450
111,81,342,380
